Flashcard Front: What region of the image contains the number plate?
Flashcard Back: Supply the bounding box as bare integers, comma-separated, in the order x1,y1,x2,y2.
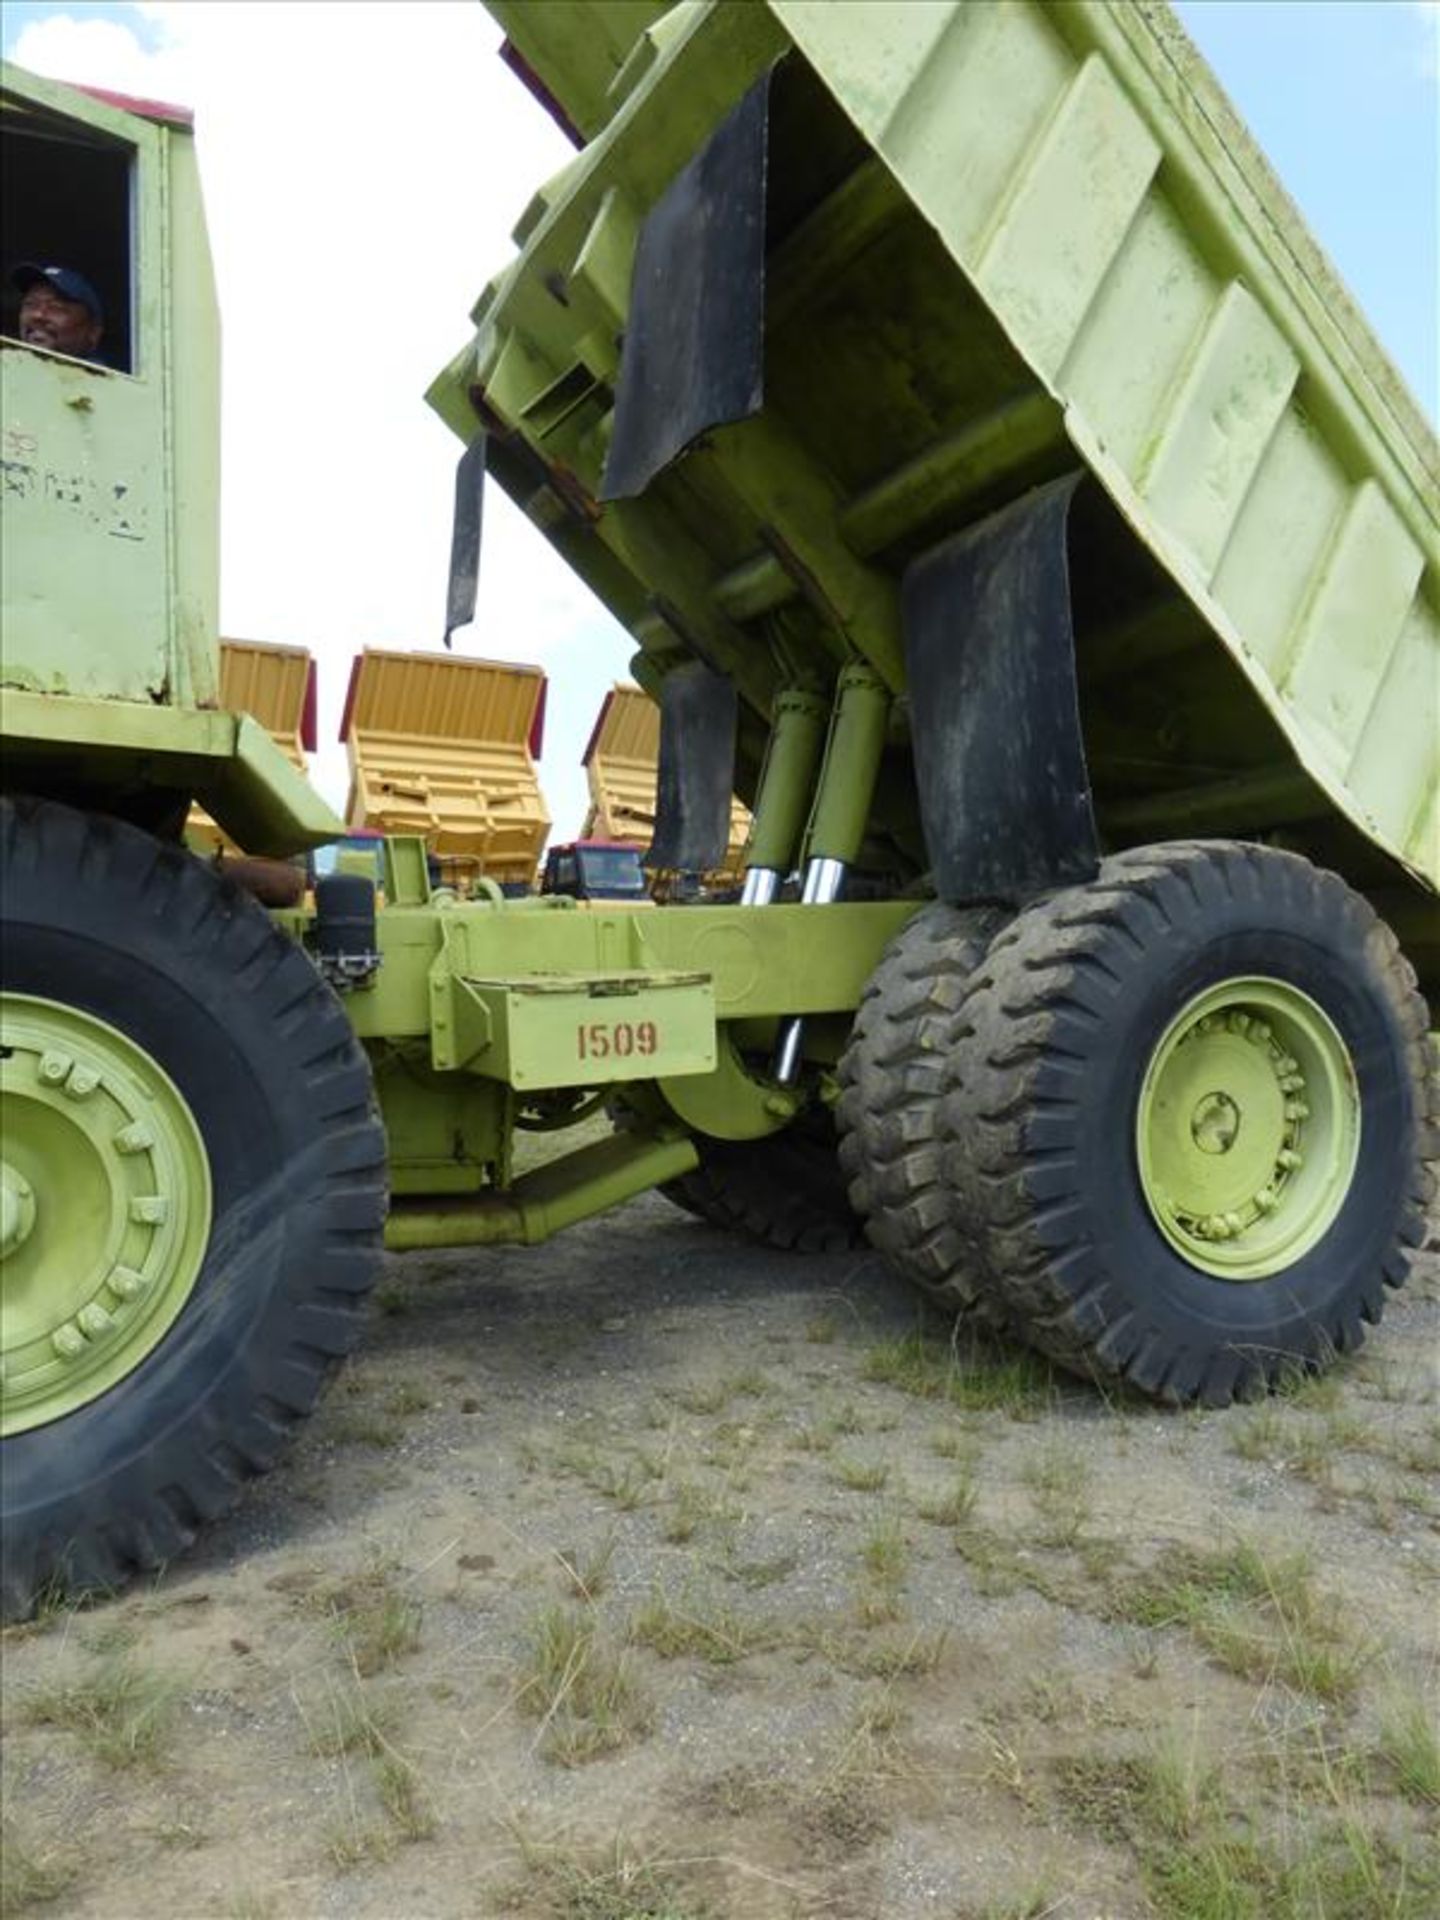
461,971,715,1090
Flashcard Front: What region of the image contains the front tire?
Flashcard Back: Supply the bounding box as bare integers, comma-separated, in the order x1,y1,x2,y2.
0,799,387,1617
942,841,1435,1405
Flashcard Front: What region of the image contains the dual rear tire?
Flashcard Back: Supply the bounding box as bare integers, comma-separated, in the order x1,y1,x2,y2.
838,841,1435,1405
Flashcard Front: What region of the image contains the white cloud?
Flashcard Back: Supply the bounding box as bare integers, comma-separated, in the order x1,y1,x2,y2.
10,2,635,838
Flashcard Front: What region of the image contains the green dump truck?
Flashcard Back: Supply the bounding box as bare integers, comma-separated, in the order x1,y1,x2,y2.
1,2,1436,1617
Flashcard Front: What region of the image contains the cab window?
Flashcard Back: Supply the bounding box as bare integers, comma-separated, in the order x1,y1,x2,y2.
2,91,135,373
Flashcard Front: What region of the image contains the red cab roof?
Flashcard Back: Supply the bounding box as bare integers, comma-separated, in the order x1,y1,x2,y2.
76,83,194,129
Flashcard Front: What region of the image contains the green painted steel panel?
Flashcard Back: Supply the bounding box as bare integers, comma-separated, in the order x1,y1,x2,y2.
440,1,1439,920
0,63,219,714
455,971,716,1089
0,690,343,852
347,898,916,1044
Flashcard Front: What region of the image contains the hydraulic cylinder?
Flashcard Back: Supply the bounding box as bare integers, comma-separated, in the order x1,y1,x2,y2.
773,663,890,1082
739,688,829,905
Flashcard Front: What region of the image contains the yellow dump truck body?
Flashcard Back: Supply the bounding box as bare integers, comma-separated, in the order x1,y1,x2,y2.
341,649,550,888
580,682,752,873
186,638,315,854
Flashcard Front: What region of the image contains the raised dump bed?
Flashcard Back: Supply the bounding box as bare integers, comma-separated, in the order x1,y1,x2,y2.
434,0,1437,993
186,638,316,854
580,681,752,871
340,647,550,888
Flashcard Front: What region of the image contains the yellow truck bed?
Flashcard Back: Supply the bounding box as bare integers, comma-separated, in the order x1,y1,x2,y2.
580,682,753,872
186,638,315,854
341,648,550,888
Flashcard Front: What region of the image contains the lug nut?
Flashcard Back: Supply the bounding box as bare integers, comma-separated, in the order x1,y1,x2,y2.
1277,1148,1303,1171
115,1122,154,1155
109,1267,147,1300
78,1303,114,1337
64,1066,100,1100
130,1196,170,1225
52,1325,85,1360
39,1052,72,1084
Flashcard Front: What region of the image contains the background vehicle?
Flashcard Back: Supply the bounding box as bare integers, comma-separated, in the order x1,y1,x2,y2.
1,0,1435,1616
185,639,318,857
540,838,649,902
579,680,752,876
339,647,549,894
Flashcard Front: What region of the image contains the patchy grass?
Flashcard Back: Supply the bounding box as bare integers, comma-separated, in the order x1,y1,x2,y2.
1230,1403,1290,1462
863,1329,1056,1418
860,1516,908,1587
629,1590,777,1666
517,1606,650,1767
792,1688,915,1854
223,1895,279,1920
844,1627,950,1681
302,1673,395,1760
309,1568,423,1676
505,1833,705,1920
1020,1441,1094,1547
556,1535,617,1603
556,1443,665,1512
1052,1731,1439,1920
0,1809,78,1914
21,1649,186,1769
375,1750,438,1842
383,1380,433,1418
915,1464,980,1527
675,1378,730,1417
721,1549,797,1592
1108,1542,1373,1702
835,1457,889,1493
659,1481,706,1545
1377,1696,1440,1807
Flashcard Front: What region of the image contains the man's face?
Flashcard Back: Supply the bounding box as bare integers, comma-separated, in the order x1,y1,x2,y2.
18,283,103,358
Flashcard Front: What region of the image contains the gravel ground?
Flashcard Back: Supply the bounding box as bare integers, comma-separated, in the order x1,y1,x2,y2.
2,1191,1437,1920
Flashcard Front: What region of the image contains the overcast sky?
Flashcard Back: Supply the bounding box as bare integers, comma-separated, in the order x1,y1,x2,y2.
4,0,1437,838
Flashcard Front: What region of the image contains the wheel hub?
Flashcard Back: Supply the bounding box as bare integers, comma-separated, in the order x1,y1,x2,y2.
1,1161,38,1259
1190,1091,1240,1156
0,995,212,1435
1136,979,1359,1280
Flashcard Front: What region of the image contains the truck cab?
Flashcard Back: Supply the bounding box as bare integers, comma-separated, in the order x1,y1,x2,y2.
0,60,337,853
540,839,648,902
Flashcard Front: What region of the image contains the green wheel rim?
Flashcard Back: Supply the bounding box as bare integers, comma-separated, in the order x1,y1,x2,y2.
1135,977,1360,1281
0,994,212,1436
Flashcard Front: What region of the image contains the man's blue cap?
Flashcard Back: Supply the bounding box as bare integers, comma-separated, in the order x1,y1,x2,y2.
12,262,104,323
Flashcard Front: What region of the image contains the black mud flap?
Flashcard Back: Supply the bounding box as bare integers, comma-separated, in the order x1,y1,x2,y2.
601,74,771,502
647,662,737,873
902,474,1099,904
444,433,486,647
